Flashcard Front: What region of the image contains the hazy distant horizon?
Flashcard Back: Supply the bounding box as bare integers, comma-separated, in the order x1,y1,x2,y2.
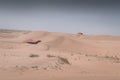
0,0,120,36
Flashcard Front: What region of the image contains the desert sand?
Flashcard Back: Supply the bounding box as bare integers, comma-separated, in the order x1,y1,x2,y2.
0,29,120,80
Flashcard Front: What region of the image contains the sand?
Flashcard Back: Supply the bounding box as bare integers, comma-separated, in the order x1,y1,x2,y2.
0,29,120,80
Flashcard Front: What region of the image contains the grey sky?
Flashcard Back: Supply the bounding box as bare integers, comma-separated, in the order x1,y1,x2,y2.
0,0,120,36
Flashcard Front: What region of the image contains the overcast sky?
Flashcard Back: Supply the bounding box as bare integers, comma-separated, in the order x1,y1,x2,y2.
0,0,120,35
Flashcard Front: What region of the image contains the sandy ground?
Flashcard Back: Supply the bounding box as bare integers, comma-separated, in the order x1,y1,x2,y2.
0,29,120,80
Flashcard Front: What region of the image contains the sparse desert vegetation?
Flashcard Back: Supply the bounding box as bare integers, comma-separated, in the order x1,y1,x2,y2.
57,56,70,65
29,54,39,58
0,30,120,80
46,54,70,65
31,66,38,70
47,54,56,58
104,55,120,63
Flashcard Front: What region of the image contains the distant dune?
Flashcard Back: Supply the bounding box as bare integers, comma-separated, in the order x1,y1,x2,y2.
0,29,120,80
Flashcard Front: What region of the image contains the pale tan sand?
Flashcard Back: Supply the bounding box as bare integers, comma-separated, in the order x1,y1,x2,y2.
0,30,120,80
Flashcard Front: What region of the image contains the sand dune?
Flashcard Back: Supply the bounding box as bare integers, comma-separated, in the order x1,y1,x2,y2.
0,30,120,80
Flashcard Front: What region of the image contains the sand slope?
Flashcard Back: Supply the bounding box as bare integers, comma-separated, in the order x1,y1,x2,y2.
0,30,120,80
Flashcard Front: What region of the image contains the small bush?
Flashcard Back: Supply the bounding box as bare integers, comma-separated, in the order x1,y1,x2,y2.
31,66,38,70
31,66,38,68
29,54,39,58
58,56,70,65
47,54,56,58
105,55,120,60
46,54,70,65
